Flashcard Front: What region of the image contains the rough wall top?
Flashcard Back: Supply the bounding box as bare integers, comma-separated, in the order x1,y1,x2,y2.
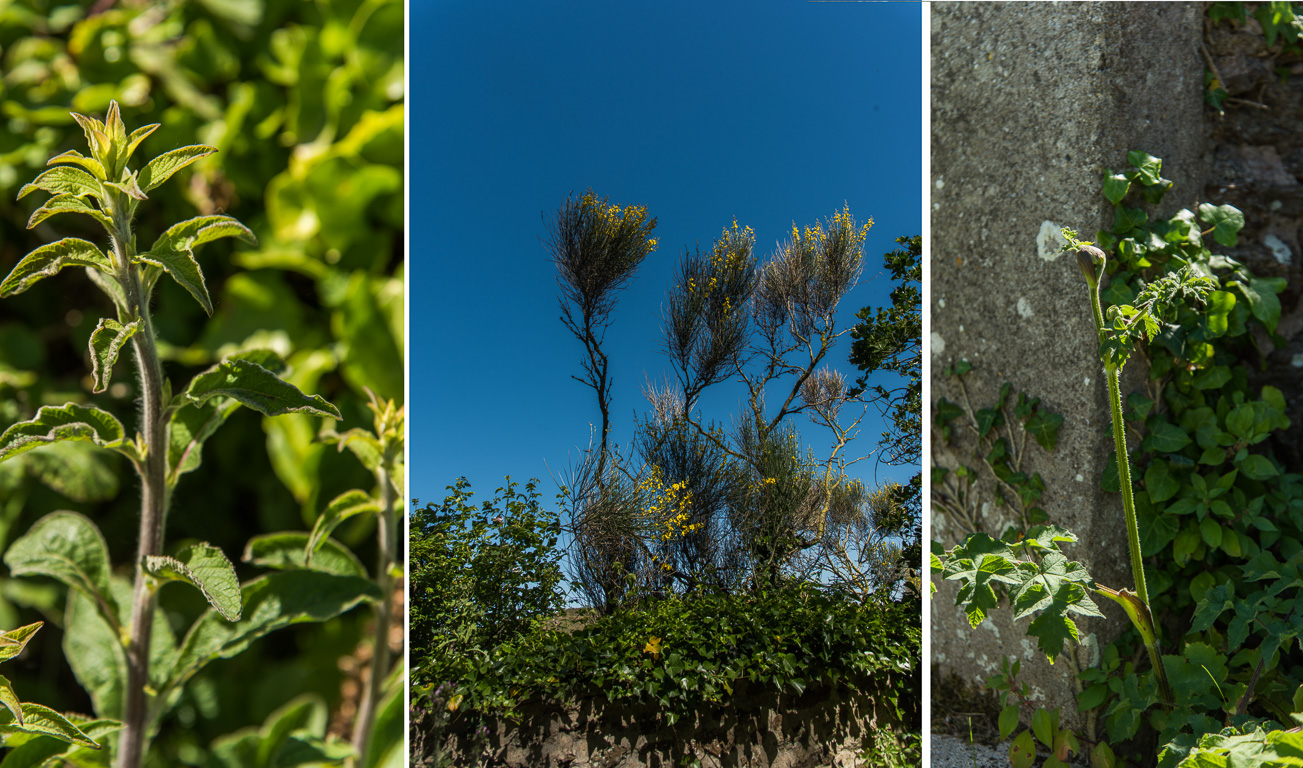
930,1,1204,730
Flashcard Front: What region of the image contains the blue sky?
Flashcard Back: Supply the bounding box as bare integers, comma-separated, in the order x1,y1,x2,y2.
410,1,924,513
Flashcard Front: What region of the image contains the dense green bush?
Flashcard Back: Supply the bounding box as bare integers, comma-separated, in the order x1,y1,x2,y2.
408,479,566,662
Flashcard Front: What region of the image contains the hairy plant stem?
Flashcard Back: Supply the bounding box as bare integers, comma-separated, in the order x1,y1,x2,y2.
351,466,396,764
1077,246,1173,704
111,212,167,768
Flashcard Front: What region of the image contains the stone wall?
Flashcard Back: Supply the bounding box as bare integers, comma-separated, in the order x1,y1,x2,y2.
438,675,915,768
930,1,1205,730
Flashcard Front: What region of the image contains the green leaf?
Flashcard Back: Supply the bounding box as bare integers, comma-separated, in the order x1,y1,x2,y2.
122,123,160,167
87,318,139,394
1102,171,1131,205
0,704,99,748
0,238,112,297
0,624,41,668
1026,412,1064,451
4,512,116,622
25,194,112,230
242,532,367,578
1127,151,1162,184
167,401,234,484
1237,453,1277,480
16,167,104,202
1197,203,1245,247
46,150,106,180
103,174,146,202
1147,422,1192,454
305,489,380,562
0,676,23,730
167,572,381,693
150,215,255,256
138,145,216,192
63,587,126,721
1144,460,1180,503
144,543,242,622
134,248,212,315
186,358,341,419
1010,729,1036,768
1204,291,1235,337
0,404,131,464
363,671,404,768
1237,277,1284,334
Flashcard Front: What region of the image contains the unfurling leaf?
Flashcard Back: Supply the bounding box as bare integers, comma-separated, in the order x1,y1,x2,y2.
144,543,242,622
305,490,380,562
138,146,216,192
0,703,100,748
0,404,130,463
0,239,112,297
4,512,117,622
186,358,342,419
88,318,140,393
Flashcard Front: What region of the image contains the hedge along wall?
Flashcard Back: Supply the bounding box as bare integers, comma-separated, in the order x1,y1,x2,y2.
441,673,918,768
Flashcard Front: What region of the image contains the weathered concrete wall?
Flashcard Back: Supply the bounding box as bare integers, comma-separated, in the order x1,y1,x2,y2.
930,1,1204,729
439,675,914,768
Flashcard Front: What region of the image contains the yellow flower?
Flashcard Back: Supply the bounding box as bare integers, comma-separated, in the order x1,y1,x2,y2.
644,636,663,658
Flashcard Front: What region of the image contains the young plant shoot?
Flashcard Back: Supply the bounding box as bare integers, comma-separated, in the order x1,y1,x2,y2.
0,102,382,768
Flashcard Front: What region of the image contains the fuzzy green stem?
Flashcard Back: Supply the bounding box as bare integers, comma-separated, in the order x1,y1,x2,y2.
1077,245,1171,704
111,210,168,768
351,466,397,763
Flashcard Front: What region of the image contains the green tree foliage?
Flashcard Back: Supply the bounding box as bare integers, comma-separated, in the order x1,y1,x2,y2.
408,479,566,666
847,234,922,589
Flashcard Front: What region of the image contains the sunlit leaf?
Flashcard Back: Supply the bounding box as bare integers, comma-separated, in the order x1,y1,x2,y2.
144,543,242,621
0,404,131,464
25,194,112,230
306,489,380,562
186,358,341,419
0,704,99,748
16,167,103,201
243,532,366,578
138,145,216,192
1,239,112,297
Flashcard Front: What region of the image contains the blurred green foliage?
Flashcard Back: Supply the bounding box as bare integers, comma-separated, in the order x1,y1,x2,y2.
0,0,403,763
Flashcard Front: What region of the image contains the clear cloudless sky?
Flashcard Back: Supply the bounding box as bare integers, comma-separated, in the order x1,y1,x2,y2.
410,1,924,515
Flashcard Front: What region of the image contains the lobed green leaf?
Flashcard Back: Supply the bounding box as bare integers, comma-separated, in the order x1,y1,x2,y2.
0,238,112,297
87,318,140,394
138,145,216,192
186,358,342,419
144,543,242,622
